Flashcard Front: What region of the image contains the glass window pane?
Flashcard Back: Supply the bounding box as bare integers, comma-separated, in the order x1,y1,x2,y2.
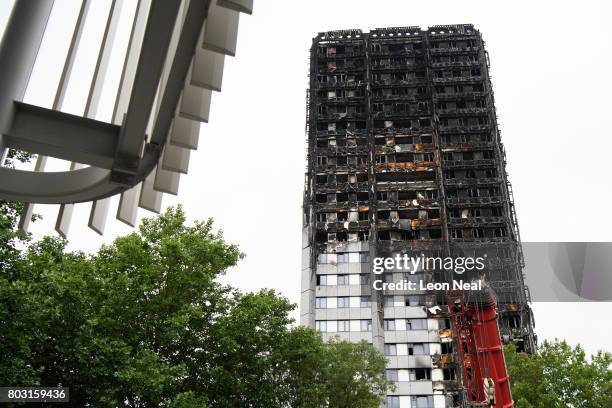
386,369,398,381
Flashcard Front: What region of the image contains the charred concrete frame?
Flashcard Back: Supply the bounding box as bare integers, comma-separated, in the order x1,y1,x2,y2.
301,25,536,407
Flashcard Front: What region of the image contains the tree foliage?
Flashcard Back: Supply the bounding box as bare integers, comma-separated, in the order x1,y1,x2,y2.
505,340,612,408
0,206,390,407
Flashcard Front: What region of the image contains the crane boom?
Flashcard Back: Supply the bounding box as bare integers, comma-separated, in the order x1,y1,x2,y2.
447,285,514,408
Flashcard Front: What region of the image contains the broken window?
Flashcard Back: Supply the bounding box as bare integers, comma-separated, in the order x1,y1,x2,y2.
494,227,507,237
413,368,431,381
405,295,424,306
422,153,434,162
429,228,442,239
443,368,457,380
451,229,463,239
441,342,453,354
377,191,389,201
356,192,368,201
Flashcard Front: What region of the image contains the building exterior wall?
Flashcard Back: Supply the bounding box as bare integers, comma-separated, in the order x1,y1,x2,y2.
301,25,535,407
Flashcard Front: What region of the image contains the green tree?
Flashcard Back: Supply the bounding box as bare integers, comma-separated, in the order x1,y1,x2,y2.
0,206,389,407
323,338,392,408
505,340,612,408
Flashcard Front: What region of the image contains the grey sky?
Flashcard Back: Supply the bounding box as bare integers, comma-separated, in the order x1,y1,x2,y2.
1,0,611,355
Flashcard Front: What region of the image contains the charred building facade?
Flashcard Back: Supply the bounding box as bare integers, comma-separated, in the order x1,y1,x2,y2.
301,25,535,407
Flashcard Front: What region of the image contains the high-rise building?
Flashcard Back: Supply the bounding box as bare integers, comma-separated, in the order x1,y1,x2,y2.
301,24,535,407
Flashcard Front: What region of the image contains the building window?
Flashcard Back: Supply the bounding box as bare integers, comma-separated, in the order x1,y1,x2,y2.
387,396,400,408
337,253,349,263
361,319,372,332
337,275,349,285
360,252,370,263
451,229,463,239
360,296,370,308
407,319,427,330
360,274,370,285
386,369,399,381
412,395,434,408
384,319,396,331
315,297,327,309
338,320,350,332
413,368,431,381
317,275,328,286
410,343,430,355
443,368,457,380
337,296,349,308
406,295,423,306
385,344,397,356
315,321,326,332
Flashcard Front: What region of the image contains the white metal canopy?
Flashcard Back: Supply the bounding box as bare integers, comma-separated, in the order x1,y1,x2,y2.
0,0,252,236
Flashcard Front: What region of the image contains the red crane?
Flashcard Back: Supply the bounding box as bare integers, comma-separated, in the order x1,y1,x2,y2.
447,285,514,408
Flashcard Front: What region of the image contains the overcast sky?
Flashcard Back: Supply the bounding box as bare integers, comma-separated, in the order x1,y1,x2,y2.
1,0,611,355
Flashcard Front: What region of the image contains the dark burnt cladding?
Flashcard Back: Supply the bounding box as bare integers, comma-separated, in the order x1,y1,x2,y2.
303,24,536,354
